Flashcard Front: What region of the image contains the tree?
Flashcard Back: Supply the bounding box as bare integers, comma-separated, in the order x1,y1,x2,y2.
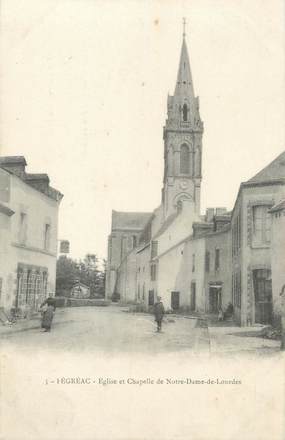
56,253,105,298
78,254,100,298
56,255,79,297
96,259,106,297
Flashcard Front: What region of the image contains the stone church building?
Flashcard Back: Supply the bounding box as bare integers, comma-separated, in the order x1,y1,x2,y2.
105,30,285,326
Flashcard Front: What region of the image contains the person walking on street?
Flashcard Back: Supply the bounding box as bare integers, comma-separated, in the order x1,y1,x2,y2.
154,296,165,332
40,294,56,332
218,306,224,322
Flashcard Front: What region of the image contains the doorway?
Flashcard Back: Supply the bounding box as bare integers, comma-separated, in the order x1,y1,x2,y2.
171,291,180,310
148,290,154,306
253,269,272,324
190,282,196,311
209,286,222,313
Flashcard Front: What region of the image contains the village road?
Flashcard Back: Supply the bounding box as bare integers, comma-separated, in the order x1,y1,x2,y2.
0,305,210,355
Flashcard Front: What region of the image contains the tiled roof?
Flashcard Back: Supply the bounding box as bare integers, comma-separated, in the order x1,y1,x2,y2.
25,173,50,182
112,211,152,231
247,151,285,184
0,156,27,165
269,199,285,213
0,155,63,202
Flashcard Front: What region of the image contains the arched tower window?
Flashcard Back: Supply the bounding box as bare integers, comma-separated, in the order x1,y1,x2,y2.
182,104,188,122
180,144,190,174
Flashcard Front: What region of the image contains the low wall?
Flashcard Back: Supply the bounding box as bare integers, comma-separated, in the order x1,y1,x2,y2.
54,297,110,307
66,298,111,307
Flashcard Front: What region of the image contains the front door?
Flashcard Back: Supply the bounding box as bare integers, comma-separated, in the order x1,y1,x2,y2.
253,269,272,324
190,282,196,311
209,287,222,313
148,290,154,306
171,291,180,310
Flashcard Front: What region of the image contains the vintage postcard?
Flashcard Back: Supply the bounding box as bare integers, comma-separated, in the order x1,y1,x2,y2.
0,1,284,439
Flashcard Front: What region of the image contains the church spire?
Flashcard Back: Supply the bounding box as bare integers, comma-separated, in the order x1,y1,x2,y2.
174,19,194,99
162,21,203,219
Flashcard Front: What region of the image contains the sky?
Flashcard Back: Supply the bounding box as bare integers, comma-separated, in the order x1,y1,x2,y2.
0,0,284,261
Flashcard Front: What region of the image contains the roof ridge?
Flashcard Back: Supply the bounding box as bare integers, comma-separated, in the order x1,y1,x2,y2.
248,150,285,183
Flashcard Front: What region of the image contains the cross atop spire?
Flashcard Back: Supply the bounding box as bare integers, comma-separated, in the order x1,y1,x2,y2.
182,17,186,38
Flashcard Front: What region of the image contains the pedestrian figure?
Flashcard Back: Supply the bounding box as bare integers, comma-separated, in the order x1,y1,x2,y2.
218,306,224,322
40,294,56,332
154,296,165,332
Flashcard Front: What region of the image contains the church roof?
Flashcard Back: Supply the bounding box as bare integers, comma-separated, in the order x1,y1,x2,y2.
152,212,178,239
246,151,285,184
111,210,152,231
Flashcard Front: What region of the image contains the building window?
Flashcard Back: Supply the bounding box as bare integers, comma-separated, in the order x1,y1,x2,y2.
44,224,51,251
150,264,157,281
232,211,241,257
43,272,48,297
252,205,271,245
182,103,188,122
215,249,220,271
137,284,140,300
192,254,195,272
19,212,27,245
16,266,48,310
232,271,241,308
132,235,137,248
205,252,210,272
180,144,190,174
151,241,158,259
142,283,145,300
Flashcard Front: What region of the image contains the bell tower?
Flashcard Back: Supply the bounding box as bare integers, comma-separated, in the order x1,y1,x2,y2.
162,19,203,219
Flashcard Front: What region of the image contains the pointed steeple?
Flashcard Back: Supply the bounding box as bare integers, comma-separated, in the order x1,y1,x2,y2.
162,20,204,219
174,19,194,99
174,34,195,99
165,19,202,130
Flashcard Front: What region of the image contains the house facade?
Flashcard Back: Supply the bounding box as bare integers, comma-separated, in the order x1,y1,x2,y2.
70,282,90,299
231,156,285,325
0,156,63,315
269,200,285,325
105,28,285,326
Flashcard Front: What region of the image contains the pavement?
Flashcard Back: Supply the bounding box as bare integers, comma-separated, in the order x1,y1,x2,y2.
0,305,281,355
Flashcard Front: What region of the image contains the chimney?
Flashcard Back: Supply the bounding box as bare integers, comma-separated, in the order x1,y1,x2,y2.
216,207,227,215
206,208,215,223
